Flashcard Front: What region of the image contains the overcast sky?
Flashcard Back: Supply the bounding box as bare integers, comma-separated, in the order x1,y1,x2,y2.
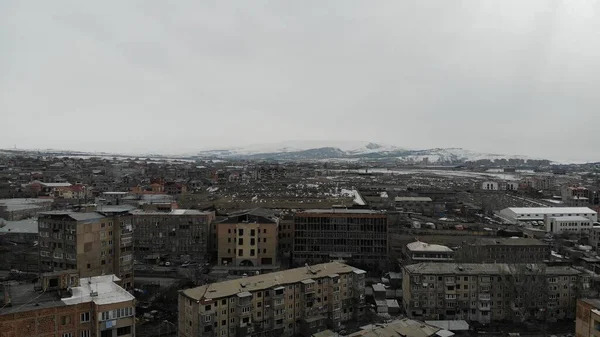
1,1,599,162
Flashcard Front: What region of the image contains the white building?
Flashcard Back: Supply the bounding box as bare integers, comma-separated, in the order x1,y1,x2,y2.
545,215,594,234
482,181,499,190
499,207,598,224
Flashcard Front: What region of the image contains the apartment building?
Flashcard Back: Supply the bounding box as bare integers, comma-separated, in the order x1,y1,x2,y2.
178,262,366,337
215,208,279,274
293,209,388,269
458,237,550,263
403,263,588,324
38,211,134,289
131,209,214,263
0,270,135,337
576,298,600,337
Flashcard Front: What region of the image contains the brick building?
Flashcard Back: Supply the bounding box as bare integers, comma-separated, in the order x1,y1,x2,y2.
0,270,135,337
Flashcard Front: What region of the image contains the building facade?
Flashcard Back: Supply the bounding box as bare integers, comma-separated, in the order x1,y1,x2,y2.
576,298,600,337
37,211,134,289
293,209,388,269
215,209,279,274
403,263,588,324
499,207,598,224
545,216,594,234
458,238,550,263
178,262,366,337
131,209,214,264
0,271,135,337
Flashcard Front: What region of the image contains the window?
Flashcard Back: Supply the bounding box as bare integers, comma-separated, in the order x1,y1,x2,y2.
80,331,91,337
60,315,71,325
81,312,90,322
222,299,227,305
238,249,243,257
263,229,266,233
238,238,244,245
238,229,244,235
116,326,132,336
250,249,255,256
250,229,255,236
62,334,73,337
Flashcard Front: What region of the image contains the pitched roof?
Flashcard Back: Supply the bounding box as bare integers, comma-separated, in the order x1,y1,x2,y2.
181,262,363,301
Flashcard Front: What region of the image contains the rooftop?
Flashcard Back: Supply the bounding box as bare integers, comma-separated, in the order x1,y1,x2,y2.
395,197,433,202
62,275,134,306
407,241,453,252
474,237,548,246
130,209,213,216
0,281,67,315
39,211,106,222
581,298,600,309
0,198,53,211
348,318,442,337
0,217,38,234
182,262,363,301
405,263,582,276
297,209,387,215
506,207,596,215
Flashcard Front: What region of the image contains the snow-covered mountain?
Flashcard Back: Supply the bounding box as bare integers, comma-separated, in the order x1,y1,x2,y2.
193,141,544,163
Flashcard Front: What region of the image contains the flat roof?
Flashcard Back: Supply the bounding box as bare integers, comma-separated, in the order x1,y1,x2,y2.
407,241,453,252
474,237,548,246
506,207,596,215
297,209,386,215
130,209,213,216
395,197,433,202
62,275,134,306
182,262,364,301
405,263,581,276
0,218,38,234
39,211,106,222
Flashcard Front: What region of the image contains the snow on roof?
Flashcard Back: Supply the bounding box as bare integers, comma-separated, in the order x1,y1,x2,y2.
507,207,596,215
407,241,453,252
62,275,134,306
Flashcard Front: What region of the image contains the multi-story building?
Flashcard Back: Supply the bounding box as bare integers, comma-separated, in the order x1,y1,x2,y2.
215,208,279,274
403,263,588,324
293,209,388,269
545,215,594,234
0,270,135,337
131,209,214,264
576,298,600,337
37,211,134,289
458,237,550,263
178,262,366,337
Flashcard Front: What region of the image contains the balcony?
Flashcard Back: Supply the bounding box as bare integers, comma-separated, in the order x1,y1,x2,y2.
479,293,491,301
478,303,491,311
444,278,456,285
